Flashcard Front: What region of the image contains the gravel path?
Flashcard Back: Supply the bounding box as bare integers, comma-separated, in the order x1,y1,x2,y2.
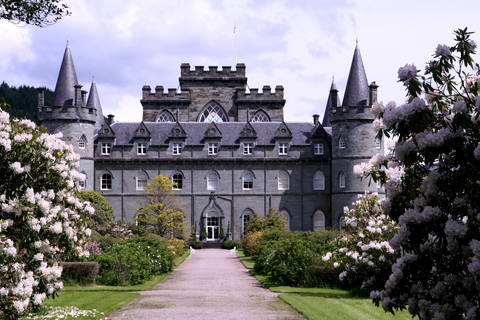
108,249,306,320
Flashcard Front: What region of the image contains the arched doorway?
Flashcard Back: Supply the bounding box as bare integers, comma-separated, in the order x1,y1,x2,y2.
206,211,220,240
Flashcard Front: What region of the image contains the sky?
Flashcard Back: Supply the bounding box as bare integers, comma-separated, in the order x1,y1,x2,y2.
1,0,479,123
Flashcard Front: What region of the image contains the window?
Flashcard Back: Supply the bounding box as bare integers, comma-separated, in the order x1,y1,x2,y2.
243,172,254,190
172,143,182,155
208,143,218,155
78,135,86,149
339,137,346,149
339,172,346,189
101,173,112,190
313,211,325,230
101,143,111,155
172,173,183,190
199,103,228,122
313,171,325,190
314,143,324,155
136,171,148,190
243,143,253,155
243,210,253,234
78,179,85,189
375,138,381,149
137,143,147,155
278,171,289,190
280,211,290,230
278,143,288,155
157,110,175,122
207,172,219,190
251,110,270,122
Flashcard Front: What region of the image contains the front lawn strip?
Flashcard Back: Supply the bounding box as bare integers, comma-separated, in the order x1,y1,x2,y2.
236,250,417,320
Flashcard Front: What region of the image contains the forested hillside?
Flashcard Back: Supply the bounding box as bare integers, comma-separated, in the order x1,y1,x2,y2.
0,81,54,123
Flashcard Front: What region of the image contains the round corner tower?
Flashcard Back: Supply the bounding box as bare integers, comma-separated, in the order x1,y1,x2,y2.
38,42,100,191
328,45,384,228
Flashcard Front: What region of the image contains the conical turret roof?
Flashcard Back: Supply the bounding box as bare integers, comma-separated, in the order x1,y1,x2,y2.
342,43,369,108
52,41,79,108
322,78,340,127
86,76,105,130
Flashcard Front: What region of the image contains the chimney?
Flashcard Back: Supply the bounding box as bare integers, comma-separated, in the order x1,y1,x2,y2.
107,114,115,125
369,81,379,105
330,87,338,108
37,87,45,109
313,114,320,124
74,84,83,106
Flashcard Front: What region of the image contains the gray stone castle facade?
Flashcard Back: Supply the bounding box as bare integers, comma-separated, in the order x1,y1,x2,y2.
38,43,383,241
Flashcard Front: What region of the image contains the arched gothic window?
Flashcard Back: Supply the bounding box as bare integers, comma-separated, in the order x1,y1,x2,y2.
313,210,325,230
78,135,86,149
313,171,325,190
157,110,175,122
242,209,254,234
280,210,290,230
251,110,270,122
243,172,254,190
136,171,148,190
199,103,228,122
339,172,346,189
207,172,219,190
101,172,112,190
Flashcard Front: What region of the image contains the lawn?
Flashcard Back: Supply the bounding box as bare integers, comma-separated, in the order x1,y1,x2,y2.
23,250,190,320
236,250,417,320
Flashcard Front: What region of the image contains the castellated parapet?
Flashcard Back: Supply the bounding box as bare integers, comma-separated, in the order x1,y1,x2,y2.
328,82,378,123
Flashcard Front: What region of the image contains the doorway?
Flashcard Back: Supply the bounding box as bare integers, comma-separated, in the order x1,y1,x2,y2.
206,212,219,241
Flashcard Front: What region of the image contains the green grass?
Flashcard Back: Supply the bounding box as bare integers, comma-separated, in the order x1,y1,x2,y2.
25,250,191,319
236,249,417,320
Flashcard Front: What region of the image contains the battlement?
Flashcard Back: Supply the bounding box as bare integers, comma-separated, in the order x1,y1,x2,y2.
180,63,246,78
38,104,97,123
141,85,191,101
328,82,378,122
236,86,285,101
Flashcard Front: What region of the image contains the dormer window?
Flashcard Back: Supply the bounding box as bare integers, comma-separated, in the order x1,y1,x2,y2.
137,143,147,155
243,143,253,155
172,143,182,155
314,143,324,155
278,143,288,155
208,143,218,155
101,143,111,155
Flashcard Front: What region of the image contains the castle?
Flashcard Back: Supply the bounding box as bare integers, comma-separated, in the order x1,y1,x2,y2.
38,42,383,241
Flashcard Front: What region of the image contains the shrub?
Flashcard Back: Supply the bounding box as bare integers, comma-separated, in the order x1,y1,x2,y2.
242,231,263,257
222,240,241,249
61,262,99,286
168,238,185,256
188,240,203,249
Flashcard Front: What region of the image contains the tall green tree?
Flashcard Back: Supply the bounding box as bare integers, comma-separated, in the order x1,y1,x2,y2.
1,0,70,27
135,175,189,238
245,207,287,234
76,190,114,234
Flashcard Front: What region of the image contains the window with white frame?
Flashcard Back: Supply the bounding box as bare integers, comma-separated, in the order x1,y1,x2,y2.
157,110,175,122
207,172,219,190
172,143,182,155
339,137,346,149
172,173,183,190
339,172,346,189
278,143,288,155
199,103,228,122
78,135,86,149
375,138,381,149
101,143,111,155
101,173,112,190
136,171,148,190
78,179,86,189
243,172,254,190
251,110,270,122
137,143,147,155
243,143,253,155
208,143,218,155
278,171,289,190
314,143,324,155
313,171,325,190
313,210,326,230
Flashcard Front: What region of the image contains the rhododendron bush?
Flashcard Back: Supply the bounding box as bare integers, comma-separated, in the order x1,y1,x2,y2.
322,192,399,292
0,105,93,319
355,28,480,319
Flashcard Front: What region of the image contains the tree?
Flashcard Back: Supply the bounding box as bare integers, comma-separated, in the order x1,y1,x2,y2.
0,0,70,27
76,190,114,234
0,104,92,319
356,28,480,319
245,208,287,234
135,175,188,238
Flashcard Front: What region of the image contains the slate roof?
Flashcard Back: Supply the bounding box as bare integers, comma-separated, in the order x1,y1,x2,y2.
342,44,369,108
108,122,319,146
52,42,79,108
86,77,105,130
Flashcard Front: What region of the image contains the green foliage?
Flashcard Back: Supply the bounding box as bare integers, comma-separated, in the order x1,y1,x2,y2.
245,208,287,234
135,175,189,238
168,238,185,256
219,227,226,238
0,0,70,26
0,82,53,123
222,240,241,249
60,262,99,286
201,228,207,239
188,240,203,249
242,230,263,257
90,237,174,286
76,190,114,233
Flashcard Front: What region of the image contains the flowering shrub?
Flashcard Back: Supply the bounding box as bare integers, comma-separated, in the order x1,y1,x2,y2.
90,237,174,286
321,192,399,291
242,231,263,257
0,105,93,319
356,28,480,319
168,238,185,256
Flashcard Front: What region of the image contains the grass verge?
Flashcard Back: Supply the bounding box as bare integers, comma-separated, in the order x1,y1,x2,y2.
236,250,417,320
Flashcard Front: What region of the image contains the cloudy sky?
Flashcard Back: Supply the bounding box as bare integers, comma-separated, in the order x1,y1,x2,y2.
1,0,479,123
